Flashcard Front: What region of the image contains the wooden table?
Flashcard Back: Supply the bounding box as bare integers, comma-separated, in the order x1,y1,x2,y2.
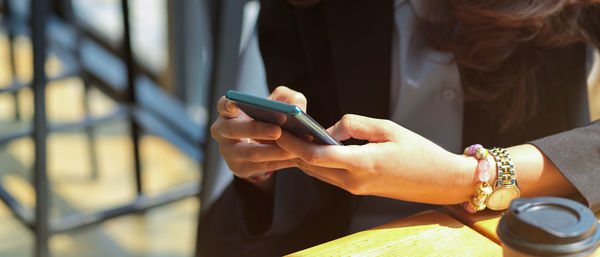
287,210,502,256
443,205,505,244
288,206,600,256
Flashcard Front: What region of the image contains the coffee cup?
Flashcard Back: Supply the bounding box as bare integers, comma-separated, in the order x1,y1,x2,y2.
497,197,600,257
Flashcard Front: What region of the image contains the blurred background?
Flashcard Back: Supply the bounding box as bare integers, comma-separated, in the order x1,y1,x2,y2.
0,0,266,256
0,1,599,257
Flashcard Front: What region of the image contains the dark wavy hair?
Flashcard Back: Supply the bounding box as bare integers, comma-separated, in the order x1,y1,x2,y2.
424,0,600,129
288,0,600,129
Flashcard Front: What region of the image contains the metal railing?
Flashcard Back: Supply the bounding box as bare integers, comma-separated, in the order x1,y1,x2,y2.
0,0,229,256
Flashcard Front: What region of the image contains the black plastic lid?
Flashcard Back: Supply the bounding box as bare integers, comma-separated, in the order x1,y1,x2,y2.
497,197,600,256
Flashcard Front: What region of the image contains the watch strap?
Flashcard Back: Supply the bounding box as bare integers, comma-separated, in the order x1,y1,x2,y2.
490,147,518,188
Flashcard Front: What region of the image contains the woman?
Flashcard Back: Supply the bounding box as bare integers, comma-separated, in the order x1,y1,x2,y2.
198,0,600,256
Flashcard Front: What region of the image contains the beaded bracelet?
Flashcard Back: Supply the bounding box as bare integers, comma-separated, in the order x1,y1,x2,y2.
246,170,274,183
463,144,494,213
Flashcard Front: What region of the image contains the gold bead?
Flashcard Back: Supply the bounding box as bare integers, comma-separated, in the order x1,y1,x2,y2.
477,182,493,195
475,148,489,159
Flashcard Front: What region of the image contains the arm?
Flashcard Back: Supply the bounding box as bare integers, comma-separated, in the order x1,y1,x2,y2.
275,114,584,207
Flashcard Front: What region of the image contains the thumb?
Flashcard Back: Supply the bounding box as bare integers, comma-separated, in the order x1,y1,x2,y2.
326,114,395,143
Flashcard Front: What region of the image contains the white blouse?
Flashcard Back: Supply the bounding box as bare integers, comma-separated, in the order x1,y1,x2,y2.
390,0,463,153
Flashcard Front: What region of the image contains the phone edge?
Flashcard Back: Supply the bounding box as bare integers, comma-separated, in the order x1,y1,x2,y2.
294,112,342,145
226,90,301,115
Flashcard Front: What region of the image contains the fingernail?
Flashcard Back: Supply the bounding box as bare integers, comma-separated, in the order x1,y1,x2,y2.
266,126,279,138
226,101,235,113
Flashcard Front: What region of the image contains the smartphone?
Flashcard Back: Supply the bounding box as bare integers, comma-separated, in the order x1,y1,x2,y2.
225,90,342,145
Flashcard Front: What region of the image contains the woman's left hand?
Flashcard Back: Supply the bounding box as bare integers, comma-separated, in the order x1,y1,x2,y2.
275,114,478,205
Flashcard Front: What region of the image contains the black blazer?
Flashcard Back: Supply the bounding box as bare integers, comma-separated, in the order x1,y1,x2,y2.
197,1,600,256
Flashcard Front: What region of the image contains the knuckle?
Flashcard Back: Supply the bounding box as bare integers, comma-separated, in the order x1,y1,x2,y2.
294,159,310,171
222,120,236,138
358,157,376,173
293,92,307,104
265,161,280,170
303,150,322,165
341,114,354,129
210,121,220,138
272,86,286,96
348,162,364,173
369,159,381,174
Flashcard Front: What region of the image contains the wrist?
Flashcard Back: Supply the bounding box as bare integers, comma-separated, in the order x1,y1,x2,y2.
452,152,498,204
253,173,276,194
454,153,480,203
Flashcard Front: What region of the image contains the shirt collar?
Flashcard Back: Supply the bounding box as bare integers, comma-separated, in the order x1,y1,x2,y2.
395,0,436,22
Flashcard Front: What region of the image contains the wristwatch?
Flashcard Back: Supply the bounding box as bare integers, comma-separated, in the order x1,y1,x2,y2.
486,147,520,211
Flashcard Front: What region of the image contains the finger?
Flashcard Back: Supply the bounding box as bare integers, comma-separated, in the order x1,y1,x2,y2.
216,96,239,118
213,118,282,140
269,86,307,112
326,114,395,142
232,159,297,178
275,131,357,169
226,141,295,162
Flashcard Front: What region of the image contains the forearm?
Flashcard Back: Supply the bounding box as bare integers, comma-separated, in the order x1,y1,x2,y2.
273,114,586,207
507,144,576,197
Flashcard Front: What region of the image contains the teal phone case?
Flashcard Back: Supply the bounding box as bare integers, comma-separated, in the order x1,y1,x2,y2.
226,90,341,145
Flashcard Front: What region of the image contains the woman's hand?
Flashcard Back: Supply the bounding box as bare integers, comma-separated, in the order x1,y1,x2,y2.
275,114,478,204
210,86,307,189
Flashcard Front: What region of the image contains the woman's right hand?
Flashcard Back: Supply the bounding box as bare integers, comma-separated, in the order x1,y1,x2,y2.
210,86,307,185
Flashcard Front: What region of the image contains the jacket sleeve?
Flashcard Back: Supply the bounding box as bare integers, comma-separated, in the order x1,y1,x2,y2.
197,168,353,257
530,120,600,212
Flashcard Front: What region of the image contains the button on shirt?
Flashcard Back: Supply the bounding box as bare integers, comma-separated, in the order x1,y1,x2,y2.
390,0,463,153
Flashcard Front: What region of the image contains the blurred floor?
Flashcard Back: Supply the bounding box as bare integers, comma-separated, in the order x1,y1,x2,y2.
0,26,200,257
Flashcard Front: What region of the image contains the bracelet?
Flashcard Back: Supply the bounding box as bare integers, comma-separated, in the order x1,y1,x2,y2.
462,144,494,213
246,170,274,183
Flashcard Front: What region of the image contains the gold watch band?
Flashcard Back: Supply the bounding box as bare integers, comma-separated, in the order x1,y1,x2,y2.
490,147,518,188
486,147,520,210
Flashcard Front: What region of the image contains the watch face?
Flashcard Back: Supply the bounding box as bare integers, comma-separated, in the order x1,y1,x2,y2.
487,187,520,211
